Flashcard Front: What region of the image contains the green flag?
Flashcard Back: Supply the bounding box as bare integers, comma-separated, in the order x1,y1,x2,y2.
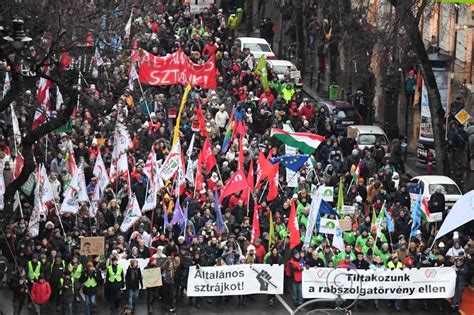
255,55,269,89
55,118,72,133
336,177,344,214
269,210,275,247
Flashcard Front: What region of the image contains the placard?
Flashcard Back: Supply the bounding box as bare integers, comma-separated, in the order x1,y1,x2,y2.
290,70,301,79
428,212,443,222
143,268,162,288
341,205,355,215
80,237,104,255
347,127,357,139
339,218,352,231
319,218,337,234
187,264,284,296
303,267,455,299
321,187,334,202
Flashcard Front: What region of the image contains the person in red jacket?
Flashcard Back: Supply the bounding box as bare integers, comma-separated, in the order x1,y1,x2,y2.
298,99,315,120
288,250,304,307
31,274,51,312
258,88,275,108
253,238,266,263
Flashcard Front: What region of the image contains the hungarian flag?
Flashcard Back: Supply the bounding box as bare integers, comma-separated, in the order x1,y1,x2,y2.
250,197,261,243
288,199,301,249
200,138,217,174
219,168,249,202
271,128,324,154
420,198,431,222
352,159,362,185
160,140,181,181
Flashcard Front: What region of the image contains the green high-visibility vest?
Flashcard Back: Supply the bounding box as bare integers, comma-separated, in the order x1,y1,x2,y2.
107,265,123,283
83,274,97,288
59,277,75,294
28,261,41,281
68,263,83,280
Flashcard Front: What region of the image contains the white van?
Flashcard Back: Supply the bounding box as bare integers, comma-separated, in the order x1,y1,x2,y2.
409,175,462,211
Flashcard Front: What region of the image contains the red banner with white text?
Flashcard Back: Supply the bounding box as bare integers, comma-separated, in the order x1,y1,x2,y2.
139,49,216,89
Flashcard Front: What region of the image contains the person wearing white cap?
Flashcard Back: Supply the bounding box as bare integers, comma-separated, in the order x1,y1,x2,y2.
214,104,229,131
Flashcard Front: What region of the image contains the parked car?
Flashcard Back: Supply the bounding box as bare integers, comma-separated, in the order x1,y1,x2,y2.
266,59,303,87
319,101,364,132
345,125,390,156
409,175,462,211
235,37,276,60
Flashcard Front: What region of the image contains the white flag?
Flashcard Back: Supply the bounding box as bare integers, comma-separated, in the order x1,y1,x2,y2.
29,170,45,237
143,147,156,180
124,10,133,40
128,63,138,90
435,190,474,240
110,119,132,179
186,133,195,157
56,86,64,111
141,178,157,213
185,159,195,185
11,104,21,146
160,140,181,181
89,183,100,218
93,152,110,195
2,71,10,97
0,167,4,210
303,185,324,249
120,194,141,232
60,163,88,213
332,217,345,252
39,164,55,209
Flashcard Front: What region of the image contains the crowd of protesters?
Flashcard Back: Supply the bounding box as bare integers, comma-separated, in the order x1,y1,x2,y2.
0,1,473,315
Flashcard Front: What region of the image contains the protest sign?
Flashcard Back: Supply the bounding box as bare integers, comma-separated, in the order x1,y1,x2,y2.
187,264,284,296
428,212,443,222
118,258,149,273
339,218,352,231
143,268,162,288
80,237,104,255
319,218,337,234
139,49,216,89
302,267,455,299
321,187,334,202
341,205,355,215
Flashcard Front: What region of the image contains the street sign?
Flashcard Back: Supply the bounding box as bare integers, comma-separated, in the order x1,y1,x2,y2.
455,109,471,125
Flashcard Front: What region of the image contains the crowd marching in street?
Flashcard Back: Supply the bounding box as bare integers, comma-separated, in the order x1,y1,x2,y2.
0,1,473,315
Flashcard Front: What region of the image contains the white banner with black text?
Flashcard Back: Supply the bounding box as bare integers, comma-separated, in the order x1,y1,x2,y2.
302,267,455,299
187,264,284,296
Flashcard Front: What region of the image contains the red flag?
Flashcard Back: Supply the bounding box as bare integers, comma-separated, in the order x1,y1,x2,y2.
255,151,275,189
196,100,207,137
251,197,261,243
288,199,301,249
131,40,139,63
14,151,24,178
238,136,244,170
219,168,249,202
194,154,204,193
59,49,72,72
200,138,216,174
247,159,254,190
233,120,246,141
267,164,279,201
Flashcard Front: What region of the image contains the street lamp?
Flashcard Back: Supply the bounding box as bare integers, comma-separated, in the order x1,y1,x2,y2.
3,19,31,49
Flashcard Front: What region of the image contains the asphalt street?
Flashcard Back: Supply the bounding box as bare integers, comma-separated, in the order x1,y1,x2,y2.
0,287,459,315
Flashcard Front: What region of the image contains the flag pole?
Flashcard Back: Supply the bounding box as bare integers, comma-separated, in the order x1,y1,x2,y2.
258,181,269,203
53,202,67,237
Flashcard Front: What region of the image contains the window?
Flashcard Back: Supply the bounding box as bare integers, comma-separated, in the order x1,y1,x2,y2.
358,134,388,145
428,184,461,195
243,43,272,52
